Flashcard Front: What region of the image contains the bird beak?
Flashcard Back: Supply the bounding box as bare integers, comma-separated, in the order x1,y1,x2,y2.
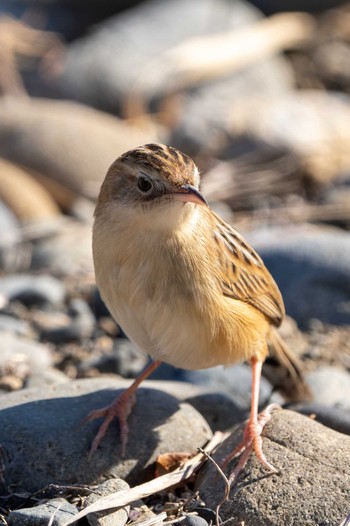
172,184,208,206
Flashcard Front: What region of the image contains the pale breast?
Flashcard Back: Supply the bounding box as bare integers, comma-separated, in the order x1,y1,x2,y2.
93,208,270,370
95,246,269,370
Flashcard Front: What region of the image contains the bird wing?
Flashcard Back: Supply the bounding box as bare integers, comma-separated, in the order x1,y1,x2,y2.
211,211,285,326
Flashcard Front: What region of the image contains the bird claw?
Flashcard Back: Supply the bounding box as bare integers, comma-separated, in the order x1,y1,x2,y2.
222,403,280,486
82,391,137,458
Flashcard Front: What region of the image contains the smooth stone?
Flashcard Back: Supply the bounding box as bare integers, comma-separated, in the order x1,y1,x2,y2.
78,339,148,378
0,201,22,272
0,98,161,204
151,362,273,411
0,274,65,307
112,340,149,377
228,91,350,183
184,391,247,432
77,342,259,431
247,225,350,327
26,367,70,389
7,498,78,526
0,158,60,223
0,314,31,336
0,377,212,498
306,366,350,409
85,478,130,526
171,58,293,154
0,333,52,374
130,378,249,432
191,508,217,524
182,516,208,526
196,409,350,526
58,0,293,115
290,403,350,436
40,299,95,342
31,220,94,276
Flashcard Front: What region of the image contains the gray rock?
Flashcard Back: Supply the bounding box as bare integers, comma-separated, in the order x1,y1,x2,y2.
196,409,350,526
182,516,208,526
85,479,130,526
152,363,273,411
172,58,293,154
0,274,65,307
79,339,148,378
7,498,78,526
0,99,161,207
26,367,70,389
185,391,247,432
290,403,350,436
0,201,22,272
248,225,350,327
0,377,212,496
0,314,31,336
227,90,350,183
191,508,217,524
58,0,293,115
31,220,94,276
40,299,95,342
0,332,52,375
132,379,248,432
306,366,350,409
78,351,258,432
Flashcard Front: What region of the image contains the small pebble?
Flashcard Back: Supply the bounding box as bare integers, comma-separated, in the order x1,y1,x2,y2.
7,497,78,526
85,478,130,526
182,515,209,526
191,507,217,524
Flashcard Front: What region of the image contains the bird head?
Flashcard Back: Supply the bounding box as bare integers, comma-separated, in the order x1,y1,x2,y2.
95,144,208,230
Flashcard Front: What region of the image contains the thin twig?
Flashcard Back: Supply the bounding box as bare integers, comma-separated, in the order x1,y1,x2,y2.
197,448,230,501
47,501,63,526
197,447,230,525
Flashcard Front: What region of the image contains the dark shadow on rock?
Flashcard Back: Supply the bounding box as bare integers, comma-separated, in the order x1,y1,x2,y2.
0,378,211,506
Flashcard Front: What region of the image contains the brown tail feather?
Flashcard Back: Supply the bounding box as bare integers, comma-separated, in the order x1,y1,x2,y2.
265,328,312,402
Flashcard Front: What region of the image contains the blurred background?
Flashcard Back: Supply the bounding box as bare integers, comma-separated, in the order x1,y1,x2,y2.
0,0,349,408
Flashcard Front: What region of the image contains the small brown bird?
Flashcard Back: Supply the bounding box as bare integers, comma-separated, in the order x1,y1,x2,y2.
87,143,308,483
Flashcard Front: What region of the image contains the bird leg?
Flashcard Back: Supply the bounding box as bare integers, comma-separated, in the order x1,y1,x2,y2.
83,360,161,456
222,357,279,485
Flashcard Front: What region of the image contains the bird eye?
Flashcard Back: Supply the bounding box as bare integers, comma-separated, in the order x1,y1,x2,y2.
137,175,153,193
